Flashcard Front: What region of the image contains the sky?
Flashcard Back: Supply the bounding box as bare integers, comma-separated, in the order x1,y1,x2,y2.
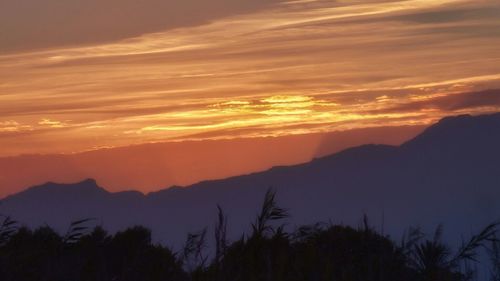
1,0,500,193
0,125,425,197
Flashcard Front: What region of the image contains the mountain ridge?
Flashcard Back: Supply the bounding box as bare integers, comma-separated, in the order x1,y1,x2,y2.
1,112,500,251
9,112,497,200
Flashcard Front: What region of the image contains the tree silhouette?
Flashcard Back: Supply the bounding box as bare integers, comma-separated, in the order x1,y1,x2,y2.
0,191,498,281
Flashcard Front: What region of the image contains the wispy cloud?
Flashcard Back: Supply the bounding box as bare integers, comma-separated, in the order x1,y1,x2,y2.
369,89,500,114
38,119,69,128
1,0,500,155
0,121,32,133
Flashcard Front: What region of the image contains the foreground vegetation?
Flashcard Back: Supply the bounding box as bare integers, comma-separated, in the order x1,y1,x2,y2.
1,190,499,281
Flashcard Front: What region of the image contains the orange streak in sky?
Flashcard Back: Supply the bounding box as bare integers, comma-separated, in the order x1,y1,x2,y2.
1,0,500,156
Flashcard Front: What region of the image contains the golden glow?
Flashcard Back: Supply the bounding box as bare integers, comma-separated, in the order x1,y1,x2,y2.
1,0,500,156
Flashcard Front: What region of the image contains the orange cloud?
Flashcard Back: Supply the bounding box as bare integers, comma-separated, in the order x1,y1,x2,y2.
38,119,69,128
0,121,32,133
1,0,500,156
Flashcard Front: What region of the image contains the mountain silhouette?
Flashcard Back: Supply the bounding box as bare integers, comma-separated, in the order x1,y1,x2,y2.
0,125,424,198
1,113,500,249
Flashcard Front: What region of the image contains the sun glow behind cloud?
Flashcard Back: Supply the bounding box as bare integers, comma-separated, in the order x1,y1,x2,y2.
1,0,500,155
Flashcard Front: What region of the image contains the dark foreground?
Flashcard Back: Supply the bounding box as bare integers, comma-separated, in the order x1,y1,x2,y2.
1,190,499,281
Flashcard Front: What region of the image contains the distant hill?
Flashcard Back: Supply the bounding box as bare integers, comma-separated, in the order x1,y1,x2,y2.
0,125,424,197
1,113,499,250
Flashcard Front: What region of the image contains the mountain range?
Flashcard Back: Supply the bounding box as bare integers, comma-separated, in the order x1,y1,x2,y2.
1,113,500,250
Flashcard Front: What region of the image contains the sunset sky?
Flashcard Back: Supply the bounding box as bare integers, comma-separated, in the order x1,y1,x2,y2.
1,0,500,194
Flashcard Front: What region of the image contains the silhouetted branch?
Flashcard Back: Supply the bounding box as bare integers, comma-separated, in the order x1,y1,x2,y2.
183,228,208,272
0,215,18,246
63,218,95,244
450,221,500,266
251,188,289,238
214,205,228,264
487,235,500,281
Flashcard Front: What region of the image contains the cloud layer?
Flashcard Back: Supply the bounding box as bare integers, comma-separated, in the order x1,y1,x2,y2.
1,0,500,156
0,0,283,52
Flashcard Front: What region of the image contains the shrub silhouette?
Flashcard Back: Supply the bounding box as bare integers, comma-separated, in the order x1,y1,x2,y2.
0,189,498,281
0,224,186,281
